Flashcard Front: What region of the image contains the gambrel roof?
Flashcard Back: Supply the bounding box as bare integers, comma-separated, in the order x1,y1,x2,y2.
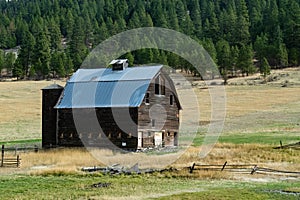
55,66,165,108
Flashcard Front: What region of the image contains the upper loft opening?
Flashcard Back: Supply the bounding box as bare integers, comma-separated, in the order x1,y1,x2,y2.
110,59,129,71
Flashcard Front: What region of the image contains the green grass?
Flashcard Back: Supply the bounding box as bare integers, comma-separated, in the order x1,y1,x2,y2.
193,132,300,146
0,139,41,146
153,188,299,200
0,173,299,200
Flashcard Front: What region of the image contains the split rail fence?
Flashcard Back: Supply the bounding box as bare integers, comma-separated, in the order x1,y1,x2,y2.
1,145,21,167
189,161,300,177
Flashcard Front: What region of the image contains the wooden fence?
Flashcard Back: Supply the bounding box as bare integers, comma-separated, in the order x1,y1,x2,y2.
1,145,21,167
189,161,300,176
189,161,257,174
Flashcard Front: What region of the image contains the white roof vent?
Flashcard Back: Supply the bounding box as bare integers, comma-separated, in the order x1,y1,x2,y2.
110,59,129,71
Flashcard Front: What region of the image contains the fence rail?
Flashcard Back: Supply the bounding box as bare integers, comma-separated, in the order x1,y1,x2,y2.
189,161,300,176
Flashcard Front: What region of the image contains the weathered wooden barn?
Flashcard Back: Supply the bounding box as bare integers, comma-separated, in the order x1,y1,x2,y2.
42,60,181,150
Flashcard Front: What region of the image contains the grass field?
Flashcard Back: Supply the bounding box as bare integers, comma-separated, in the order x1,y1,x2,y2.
0,80,65,142
0,68,299,199
0,173,299,200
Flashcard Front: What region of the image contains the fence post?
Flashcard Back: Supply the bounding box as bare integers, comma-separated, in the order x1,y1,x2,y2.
34,145,38,153
1,145,4,167
221,161,228,171
251,165,258,175
190,163,196,173
17,155,20,167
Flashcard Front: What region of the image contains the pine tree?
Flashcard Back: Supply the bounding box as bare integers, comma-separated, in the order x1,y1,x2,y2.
261,57,270,80
32,30,51,78
254,33,269,69
166,1,179,31
16,31,35,78
4,52,16,74
216,39,231,84
0,50,4,75
69,17,88,70
51,51,65,77
188,0,202,38
48,18,62,51
237,45,255,76
234,0,251,46
123,52,134,66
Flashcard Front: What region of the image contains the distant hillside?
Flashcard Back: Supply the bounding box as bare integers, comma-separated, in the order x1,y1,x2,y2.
0,0,299,81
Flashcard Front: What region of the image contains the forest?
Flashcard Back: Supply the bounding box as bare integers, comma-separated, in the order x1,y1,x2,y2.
0,0,299,81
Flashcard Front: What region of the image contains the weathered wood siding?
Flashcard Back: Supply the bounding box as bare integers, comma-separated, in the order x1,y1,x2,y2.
42,88,63,148
57,108,138,150
138,71,180,147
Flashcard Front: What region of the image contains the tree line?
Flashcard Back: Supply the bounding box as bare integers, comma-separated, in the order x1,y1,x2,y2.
0,0,299,81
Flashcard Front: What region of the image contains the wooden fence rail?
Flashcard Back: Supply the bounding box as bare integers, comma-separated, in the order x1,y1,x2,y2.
189,161,300,176
1,145,21,168
189,162,257,174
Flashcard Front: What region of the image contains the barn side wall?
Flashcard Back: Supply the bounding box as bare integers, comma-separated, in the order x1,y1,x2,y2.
138,72,180,147
57,107,138,150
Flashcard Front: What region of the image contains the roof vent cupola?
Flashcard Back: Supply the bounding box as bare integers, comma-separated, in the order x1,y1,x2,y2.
110,59,129,71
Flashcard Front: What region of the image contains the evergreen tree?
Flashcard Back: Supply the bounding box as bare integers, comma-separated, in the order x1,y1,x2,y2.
50,51,65,77
188,0,202,38
0,50,4,74
4,52,16,74
237,45,255,76
261,57,271,80
16,31,35,78
48,18,62,51
32,30,51,78
69,17,88,70
123,52,134,66
0,0,299,78
216,39,231,84
234,0,251,45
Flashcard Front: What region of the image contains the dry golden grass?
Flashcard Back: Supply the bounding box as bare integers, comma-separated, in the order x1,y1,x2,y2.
197,85,300,121
174,143,300,172
1,142,295,176
0,80,65,141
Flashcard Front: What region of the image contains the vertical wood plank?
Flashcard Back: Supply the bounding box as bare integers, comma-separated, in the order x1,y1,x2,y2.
1,145,4,167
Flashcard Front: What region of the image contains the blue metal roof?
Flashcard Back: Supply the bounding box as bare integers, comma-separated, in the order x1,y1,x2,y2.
68,66,163,82
55,66,162,108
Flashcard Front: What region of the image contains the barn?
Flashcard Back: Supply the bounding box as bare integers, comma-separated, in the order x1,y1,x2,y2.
42,59,181,150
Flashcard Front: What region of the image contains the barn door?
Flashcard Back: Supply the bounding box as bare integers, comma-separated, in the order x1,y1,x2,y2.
137,132,142,149
154,132,163,147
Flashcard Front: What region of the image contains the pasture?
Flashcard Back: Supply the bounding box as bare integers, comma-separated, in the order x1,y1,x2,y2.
0,68,299,199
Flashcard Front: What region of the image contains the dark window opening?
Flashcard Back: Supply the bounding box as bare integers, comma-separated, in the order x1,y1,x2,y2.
145,92,150,104
151,119,155,127
155,76,159,94
170,95,173,105
154,75,165,95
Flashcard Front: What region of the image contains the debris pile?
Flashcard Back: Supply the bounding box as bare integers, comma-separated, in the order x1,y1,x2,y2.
91,182,111,188
82,163,177,175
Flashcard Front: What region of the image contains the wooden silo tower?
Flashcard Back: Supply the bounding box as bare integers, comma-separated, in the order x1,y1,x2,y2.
42,84,63,148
